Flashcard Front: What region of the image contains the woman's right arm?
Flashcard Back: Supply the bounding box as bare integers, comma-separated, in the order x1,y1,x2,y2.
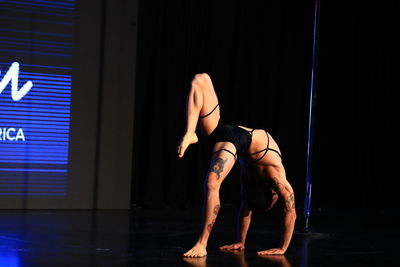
220,199,252,250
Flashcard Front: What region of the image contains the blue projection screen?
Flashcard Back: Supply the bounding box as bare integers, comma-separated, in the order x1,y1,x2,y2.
0,0,74,197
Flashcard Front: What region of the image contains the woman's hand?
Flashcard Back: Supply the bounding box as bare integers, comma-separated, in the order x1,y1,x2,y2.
257,248,286,255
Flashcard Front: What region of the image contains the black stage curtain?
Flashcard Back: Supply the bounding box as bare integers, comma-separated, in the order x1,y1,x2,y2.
132,0,314,209
313,0,400,211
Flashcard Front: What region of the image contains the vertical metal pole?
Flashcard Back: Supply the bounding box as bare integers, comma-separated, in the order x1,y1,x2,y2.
304,0,320,232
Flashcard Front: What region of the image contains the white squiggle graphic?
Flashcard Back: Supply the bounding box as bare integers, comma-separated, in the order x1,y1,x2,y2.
0,62,33,101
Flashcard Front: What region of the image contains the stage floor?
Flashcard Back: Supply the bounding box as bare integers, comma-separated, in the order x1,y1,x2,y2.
1,207,399,266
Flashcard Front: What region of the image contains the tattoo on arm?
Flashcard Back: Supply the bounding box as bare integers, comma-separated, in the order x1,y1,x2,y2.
213,204,221,215
285,192,295,211
271,179,285,194
209,158,228,180
271,177,296,212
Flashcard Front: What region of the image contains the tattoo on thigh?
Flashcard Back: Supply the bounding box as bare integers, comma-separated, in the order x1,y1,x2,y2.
209,158,228,180
213,204,221,215
285,193,295,211
207,219,216,233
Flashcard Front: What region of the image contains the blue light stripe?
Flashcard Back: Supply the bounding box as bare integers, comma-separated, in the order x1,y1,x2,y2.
0,188,66,192
0,111,70,118
0,110,70,117
23,71,71,78
22,96,71,102
0,173,67,178
0,153,68,158
0,181,67,185
0,40,72,50
1,0,74,10
2,97,71,103
6,0,75,8
14,99,70,106
25,132,69,136
16,101,71,107
0,48,71,57
0,106,70,113
0,4,73,16
22,64,71,70
0,184,67,188
0,148,68,153
0,141,69,146
0,150,69,155
0,148,69,152
30,86,71,91
27,137,69,142
30,85,71,89
32,80,71,85
0,28,72,38
0,151,68,156
26,135,69,140
0,125,69,131
0,154,68,158
0,120,70,127
0,193,66,196
0,103,70,110
1,178,67,181
22,89,71,94
15,131,69,135
1,139,69,144
0,100,71,107
1,140,69,145
0,160,68,164
1,172,67,176
0,168,68,173
0,115,70,122
17,93,70,99
0,152,69,157
0,6,72,18
3,140,68,147
28,0,74,7
0,15,73,26
22,75,71,82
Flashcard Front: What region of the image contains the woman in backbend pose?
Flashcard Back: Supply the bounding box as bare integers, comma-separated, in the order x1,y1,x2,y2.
177,73,296,257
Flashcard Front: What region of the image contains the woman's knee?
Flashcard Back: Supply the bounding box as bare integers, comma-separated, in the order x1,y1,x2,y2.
206,176,220,194
192,73,211,86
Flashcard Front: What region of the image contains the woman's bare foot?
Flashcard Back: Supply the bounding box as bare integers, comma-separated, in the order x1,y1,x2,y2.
183,243,207,257
177,132,198,158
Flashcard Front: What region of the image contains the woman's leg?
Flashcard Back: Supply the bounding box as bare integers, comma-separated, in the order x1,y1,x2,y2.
177,73,220,158
183,142,236,257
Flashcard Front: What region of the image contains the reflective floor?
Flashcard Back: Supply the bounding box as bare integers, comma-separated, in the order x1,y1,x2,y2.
1,207,399,266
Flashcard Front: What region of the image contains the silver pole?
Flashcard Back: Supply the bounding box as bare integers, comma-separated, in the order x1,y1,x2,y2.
304,0,320,232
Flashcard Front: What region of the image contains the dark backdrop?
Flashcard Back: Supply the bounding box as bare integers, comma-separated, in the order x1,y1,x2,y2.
313,0,399,212
132,0,399,212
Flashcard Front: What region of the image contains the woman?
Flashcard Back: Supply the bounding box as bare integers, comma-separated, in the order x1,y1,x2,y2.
177,73,296,257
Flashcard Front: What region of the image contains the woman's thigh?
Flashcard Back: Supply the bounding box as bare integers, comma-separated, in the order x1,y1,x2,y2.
206,142,237,187
195,73,220,136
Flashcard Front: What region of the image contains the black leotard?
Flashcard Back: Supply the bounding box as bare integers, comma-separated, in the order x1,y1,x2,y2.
200,103,281,161
205,121,252,157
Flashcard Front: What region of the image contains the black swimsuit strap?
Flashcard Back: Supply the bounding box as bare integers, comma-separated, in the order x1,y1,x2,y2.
269,148,282,158
249,132,270,156
248,131,281,162
251,149,268,163
213,148,237,160
199,103,219,119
